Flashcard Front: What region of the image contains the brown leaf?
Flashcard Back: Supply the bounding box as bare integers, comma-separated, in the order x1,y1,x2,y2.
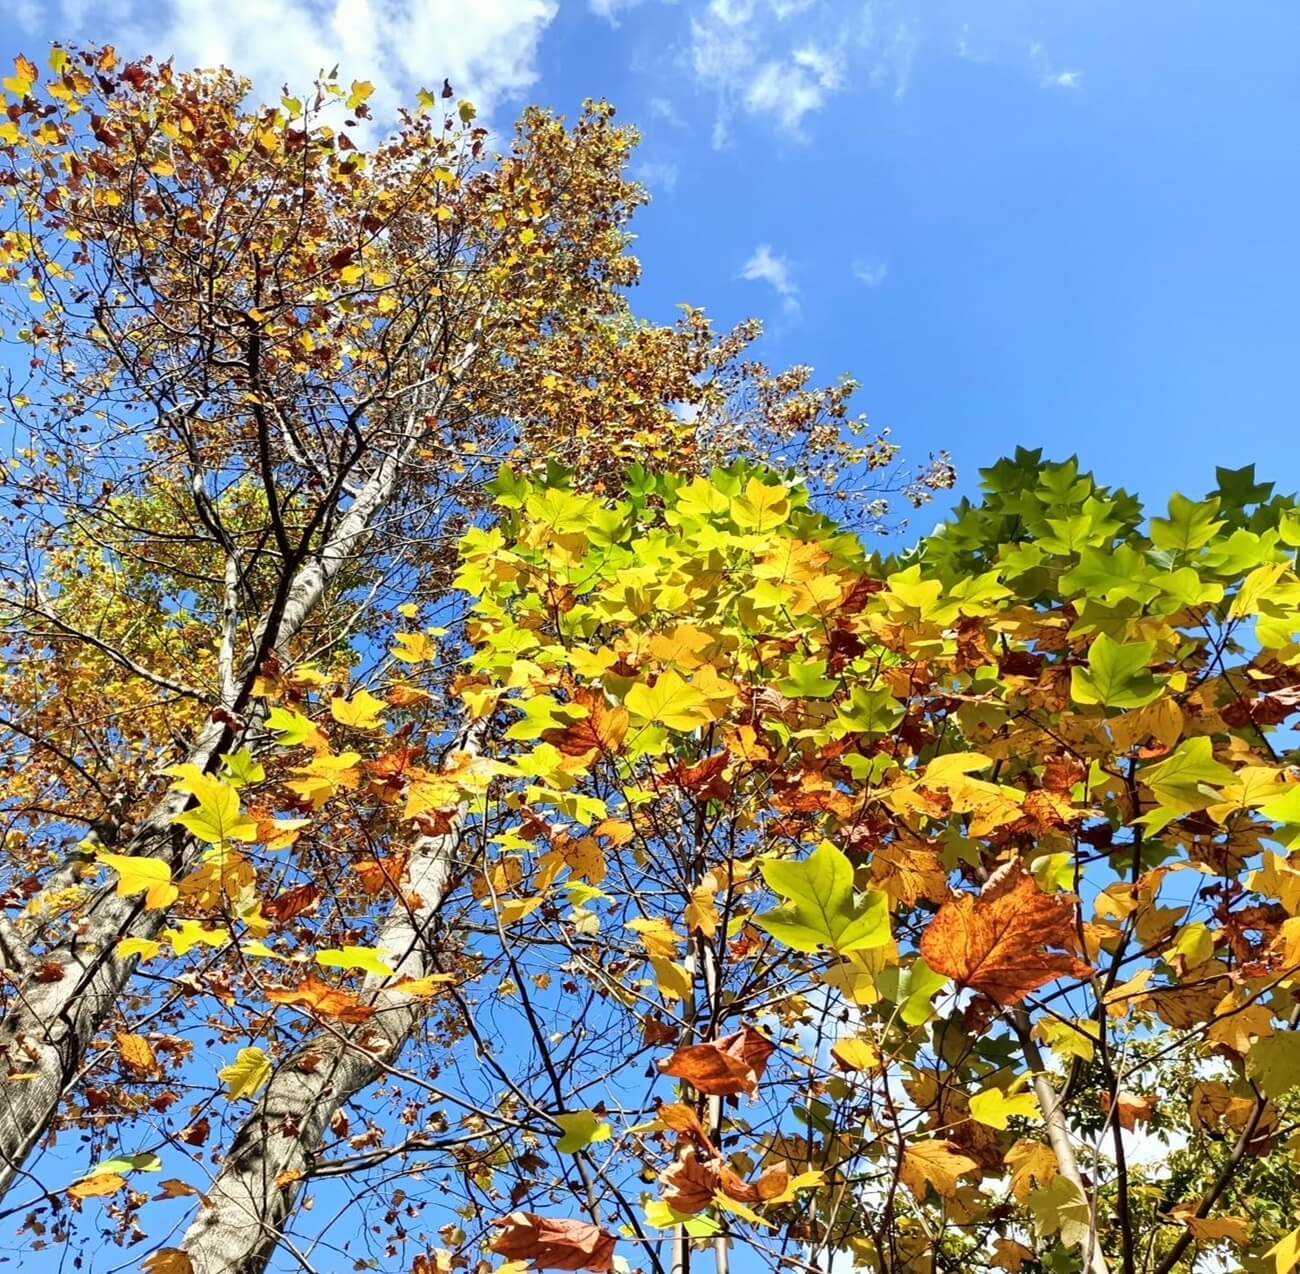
267,974,375,1024
262,884,321,924
657,1025,776,1096
920,870,1092,1007
660,1148,718,1214
178,1117,210,1147
544,691,628,757
488,1213,616,1272
154,1179,200,1200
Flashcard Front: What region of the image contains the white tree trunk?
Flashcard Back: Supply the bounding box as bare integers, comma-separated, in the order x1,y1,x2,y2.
0,412,436,1203
179,730,482,1274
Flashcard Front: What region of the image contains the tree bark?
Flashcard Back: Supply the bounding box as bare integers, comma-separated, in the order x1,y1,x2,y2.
177,726,483,1274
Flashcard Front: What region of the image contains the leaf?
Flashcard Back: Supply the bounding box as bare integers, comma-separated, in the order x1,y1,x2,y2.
969,1086,1039,1129
330,689,387,730
730,477,790,530
830,1038,880,1073
168,770,257,844
117,1031,157,1075
920,869,1092,1007
218,1046,273,1100
116,937,163,961
1246,1032,1300,1099
553,1111,612,1153
898,1140,977,1200
1070,634,1162,709
96,850,177,910
67,1172,126,1199
643,1200,720,1236
346,80,375,110
391,631,439,663
142,1252,194,1274
657,1025,775,1096
315,946,395,977
753,841,890,953
624,670,712,732
488,1213,616,1272
266,974,375,1023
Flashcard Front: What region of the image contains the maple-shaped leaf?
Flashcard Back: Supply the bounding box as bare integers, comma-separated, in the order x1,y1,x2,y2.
919,870,1092,1007
544,690,629,756
660,1147,717,1214
266,974,375,1024
656,1025,776,1096
753,841,890,953
898,1140,977,1200
330,689,387,730
488,1213,616,1272
218,1046,273,1100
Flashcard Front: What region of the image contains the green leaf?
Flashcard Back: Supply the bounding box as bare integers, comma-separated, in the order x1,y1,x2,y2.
553,1111,612,1153
1247,1032,1300,1099
754,841,890,953
1149,493,1225,554
1139,738,1235,809
644,1200,720,1236
1070,633,1162,709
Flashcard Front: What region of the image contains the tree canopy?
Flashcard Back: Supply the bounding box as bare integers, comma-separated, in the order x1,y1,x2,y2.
1,39,1298,1274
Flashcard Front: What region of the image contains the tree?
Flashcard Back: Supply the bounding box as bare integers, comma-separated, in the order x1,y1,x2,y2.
440,453,1300,1274
0,44,947,1270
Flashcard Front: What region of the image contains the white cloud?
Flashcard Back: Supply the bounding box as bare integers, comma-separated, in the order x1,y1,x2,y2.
685,0,917,147
852,259,889,288
40,0,558,125
648,96,688,128
1029,40,1083,91
740,243,799,315
632,158,680,193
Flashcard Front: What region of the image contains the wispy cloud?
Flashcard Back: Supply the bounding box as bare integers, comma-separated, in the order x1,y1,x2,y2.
632,158,680,193
741,243,799,315
1030,41,1082,90
29,0,559,125
852,259,889,288
685,0,918,148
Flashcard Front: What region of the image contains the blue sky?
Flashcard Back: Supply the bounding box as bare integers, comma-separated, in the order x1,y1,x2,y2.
10,0,1299,519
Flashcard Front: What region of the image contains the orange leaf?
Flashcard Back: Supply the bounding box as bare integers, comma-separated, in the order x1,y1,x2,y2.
919,869,1092,1007
68,1172,126,1199
657,1025,776,1096
488,1213,616,1272
545,691,628,757
117,1030,157,1075
266,974,375,1024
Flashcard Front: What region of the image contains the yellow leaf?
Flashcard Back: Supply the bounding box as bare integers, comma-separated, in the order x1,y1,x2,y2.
166,769,257,844
969,1086,1039,1129
164,921,229,957
116,937,163,961
391,973,456,997
347,80,375,110
1269,1226,1300,1273
330,690,387,730
391,631,438,663
315,946,395,977
497,896,545,925
68,1172,127,1199
730,478,790,531
96,850,177,910
899,1141,977,1200
627,917,681,959
830,1038,880,1073
650,957,693,1001
624,669,711,732
219,1046,273,1100
117,1031,157,1074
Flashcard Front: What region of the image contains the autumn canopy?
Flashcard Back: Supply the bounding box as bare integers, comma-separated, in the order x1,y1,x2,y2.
1,40,1300,1274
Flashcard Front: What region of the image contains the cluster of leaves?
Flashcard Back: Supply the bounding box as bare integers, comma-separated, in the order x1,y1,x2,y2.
445,452,1300,1274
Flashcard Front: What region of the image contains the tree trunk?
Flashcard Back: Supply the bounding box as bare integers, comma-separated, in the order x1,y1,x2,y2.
0,404,442,1204
178,727,482,1274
